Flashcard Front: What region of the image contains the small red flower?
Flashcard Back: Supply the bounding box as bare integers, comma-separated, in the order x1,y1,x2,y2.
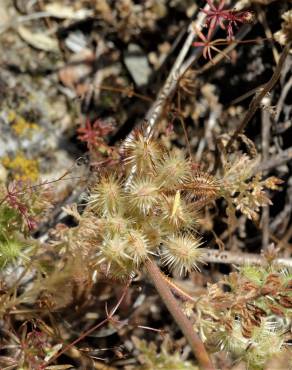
192,24,227,61
202,0,227,40
223,9,254,40
201,0,253,40
77,118,114,151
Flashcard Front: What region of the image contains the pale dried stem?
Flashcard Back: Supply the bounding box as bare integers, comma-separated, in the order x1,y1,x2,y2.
124,5,209,187
261,95,272,249
143,5,209,139
275,74,292,122
253,147,292,174
256,4,279,64
226,42,291,152
204,249,292,267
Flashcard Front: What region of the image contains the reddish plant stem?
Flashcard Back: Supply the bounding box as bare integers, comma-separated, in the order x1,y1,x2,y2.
45,280,131,366
160,273,197,303
145,258,215,370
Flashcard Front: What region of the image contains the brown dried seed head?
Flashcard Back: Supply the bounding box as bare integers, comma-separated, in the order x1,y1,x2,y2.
241,316,254,338
268,303,285,316
241,281,259,293
278,295,292,309
261,273,282,295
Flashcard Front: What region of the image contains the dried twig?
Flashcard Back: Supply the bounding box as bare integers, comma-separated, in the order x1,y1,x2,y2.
143,4,210,139
46,280,132,365
256,4,279,63
226,42,291,152
261,96,272,249
205,249,292,267
253,147,292,174
275,74,292,122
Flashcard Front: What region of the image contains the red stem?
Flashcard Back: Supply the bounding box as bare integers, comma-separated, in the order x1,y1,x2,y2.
145,258,215,370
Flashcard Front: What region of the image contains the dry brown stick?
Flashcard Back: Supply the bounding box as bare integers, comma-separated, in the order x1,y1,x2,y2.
145,258,215,370
225,42,291,152
185,25,252,77
275,74,292,122
143,5,209,139
46,279,132,365
253,147,292,174
205,249,292,267
125,6,209,187
256,4,279,64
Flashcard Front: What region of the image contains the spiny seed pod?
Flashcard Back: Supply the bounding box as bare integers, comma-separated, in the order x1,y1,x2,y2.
279,267,292,285
161,191,199,231
161,234,205,276
123,130,162,173
240,265,266,285
87,175,123,216
184,171,220,199
214,320,247,354
243,319,283,368
155,152,190,189
0,240,27,268
98,235,131,274
124,230,151,266
139,219,164,247
128,177,160,214
100,214,130,236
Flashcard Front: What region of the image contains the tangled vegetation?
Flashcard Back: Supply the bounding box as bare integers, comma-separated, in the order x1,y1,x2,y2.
0,0,291,369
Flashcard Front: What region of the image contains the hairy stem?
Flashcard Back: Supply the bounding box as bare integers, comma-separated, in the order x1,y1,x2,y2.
145,258,215,370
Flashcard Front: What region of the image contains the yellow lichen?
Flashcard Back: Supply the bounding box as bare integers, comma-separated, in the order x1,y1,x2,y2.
8,110,38,136
2,152,39,182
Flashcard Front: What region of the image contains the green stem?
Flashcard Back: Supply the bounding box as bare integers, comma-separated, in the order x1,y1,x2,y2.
145,258,215,370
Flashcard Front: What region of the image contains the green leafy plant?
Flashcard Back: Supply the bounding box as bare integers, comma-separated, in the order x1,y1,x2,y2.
130,336,198,370
196,263,291,369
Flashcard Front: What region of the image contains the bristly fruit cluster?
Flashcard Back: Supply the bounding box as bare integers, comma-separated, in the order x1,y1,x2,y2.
61,130,281,281
75,130,222,278
196,264,292,368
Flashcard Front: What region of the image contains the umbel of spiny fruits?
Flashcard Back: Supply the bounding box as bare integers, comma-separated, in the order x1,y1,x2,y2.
78,130,280,279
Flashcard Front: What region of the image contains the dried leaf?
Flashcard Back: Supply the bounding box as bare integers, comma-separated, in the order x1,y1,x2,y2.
45,365,73,370
44,3,93,20
17,26,59,52
58,49,94,90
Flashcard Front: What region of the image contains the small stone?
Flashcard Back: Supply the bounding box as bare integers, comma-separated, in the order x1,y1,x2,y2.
124,44,152,87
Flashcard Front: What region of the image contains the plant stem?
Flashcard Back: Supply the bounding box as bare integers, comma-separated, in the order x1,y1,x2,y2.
225,42,291,152
145,258,215,370
204,249,292,267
